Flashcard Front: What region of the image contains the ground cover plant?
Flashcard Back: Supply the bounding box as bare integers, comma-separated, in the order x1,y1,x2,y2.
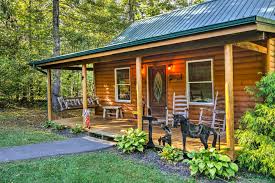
159,144,183,164
114,128,147,153
71,124,84,134
187,148,238,180
236,73,275,177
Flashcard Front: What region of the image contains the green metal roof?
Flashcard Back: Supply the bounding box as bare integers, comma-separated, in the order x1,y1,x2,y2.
31,0,275,66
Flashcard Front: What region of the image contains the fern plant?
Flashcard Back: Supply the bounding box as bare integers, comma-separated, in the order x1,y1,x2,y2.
114,128,147,153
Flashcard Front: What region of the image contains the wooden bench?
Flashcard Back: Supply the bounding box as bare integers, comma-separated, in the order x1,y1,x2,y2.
102,106,123,119
57,96,100,111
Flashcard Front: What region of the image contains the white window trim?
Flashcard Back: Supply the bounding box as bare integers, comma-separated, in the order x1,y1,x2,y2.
186,59,214,106
115,67,131,103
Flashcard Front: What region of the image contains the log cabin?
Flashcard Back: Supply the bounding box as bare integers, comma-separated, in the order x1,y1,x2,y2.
30,0,275,156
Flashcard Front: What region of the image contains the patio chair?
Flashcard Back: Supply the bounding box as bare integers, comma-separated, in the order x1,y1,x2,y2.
198,91,226,149
165,92,189,125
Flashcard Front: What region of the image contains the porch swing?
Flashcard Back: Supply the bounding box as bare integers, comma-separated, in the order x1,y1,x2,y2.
57,67,100,112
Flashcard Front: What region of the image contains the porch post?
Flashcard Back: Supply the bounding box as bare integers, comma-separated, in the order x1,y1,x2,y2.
266,38,275,73
47,69,52,121
136,57,143,130
224,44,235,158
82,64,88,127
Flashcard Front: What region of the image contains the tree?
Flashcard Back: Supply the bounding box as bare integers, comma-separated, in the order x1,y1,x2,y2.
52,0,61,111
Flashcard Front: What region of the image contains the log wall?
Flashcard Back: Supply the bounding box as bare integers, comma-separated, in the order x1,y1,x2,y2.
94,46,265,127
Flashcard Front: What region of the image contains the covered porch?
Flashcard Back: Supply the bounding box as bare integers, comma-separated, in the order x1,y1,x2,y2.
54,115,228,152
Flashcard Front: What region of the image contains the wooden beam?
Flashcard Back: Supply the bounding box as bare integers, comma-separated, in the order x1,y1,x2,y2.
257,22,275,33
266,38,275,73
136,57,143,130
47,69,52,121
82,64,88,127
50,66,93,71
224,44,235,159
233,41,267,54
42,31,265,69
39,24,257,67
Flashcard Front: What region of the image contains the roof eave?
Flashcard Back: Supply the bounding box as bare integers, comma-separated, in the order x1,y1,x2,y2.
30,16,262,67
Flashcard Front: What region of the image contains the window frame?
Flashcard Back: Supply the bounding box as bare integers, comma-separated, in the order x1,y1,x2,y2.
114,67,131,103
186,59,214,106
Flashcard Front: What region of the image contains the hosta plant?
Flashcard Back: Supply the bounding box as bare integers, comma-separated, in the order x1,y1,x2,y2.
159,144,183,163
187,148,238,180
114,128,147,153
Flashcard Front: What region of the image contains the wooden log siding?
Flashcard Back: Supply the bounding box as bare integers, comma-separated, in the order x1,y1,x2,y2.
267,38,275,72
94,46,265,127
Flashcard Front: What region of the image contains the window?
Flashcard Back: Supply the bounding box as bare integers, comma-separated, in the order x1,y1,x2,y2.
187,59,213,104
115,67,131,102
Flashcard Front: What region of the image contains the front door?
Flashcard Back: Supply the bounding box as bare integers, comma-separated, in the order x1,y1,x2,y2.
148,65,167,117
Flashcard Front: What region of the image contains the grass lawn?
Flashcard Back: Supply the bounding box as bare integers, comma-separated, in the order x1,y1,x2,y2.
0,151,186,183
0,108,66,147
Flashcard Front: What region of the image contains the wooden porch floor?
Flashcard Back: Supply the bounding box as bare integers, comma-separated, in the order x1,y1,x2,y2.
55,116,228,152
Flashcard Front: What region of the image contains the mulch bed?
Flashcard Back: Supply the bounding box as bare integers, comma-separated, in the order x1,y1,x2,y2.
51,128,88,138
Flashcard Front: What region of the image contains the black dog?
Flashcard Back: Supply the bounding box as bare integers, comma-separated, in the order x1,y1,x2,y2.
173,114,217,151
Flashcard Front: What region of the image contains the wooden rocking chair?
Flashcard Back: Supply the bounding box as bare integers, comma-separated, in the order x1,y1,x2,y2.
199,91,226,149
166,92,189,125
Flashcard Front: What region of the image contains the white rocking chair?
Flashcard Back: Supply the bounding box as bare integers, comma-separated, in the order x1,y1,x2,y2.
199,91,226,149
166,92,189,125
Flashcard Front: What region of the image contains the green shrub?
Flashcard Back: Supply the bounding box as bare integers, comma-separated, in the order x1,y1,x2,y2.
52,123,66,131
236,73,275,177
114,128,147,153
43,120,56,128
71,124,84,134
187,148,238,180
236,104,275,176
159,144,183,163
245,72,275,106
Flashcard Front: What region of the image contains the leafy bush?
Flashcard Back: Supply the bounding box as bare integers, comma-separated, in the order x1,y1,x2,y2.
71,124,84,134
52,123,66,131
43,121,56,128
114,128,147,153
236,73,275,177
43,121,66,131
236,104,275,176
159,144,183,163
245,72,275,106
187,148,238,180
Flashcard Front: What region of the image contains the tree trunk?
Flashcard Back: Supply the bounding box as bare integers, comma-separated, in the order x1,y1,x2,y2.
28,0,34,103
128,0,135,23
52,0,61,111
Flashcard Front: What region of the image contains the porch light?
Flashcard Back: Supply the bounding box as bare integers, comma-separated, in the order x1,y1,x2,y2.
168,64,173,71
142,66,145,75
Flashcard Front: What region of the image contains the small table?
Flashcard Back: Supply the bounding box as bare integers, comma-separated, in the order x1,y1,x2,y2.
142,115,157,148
102,106,123,119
